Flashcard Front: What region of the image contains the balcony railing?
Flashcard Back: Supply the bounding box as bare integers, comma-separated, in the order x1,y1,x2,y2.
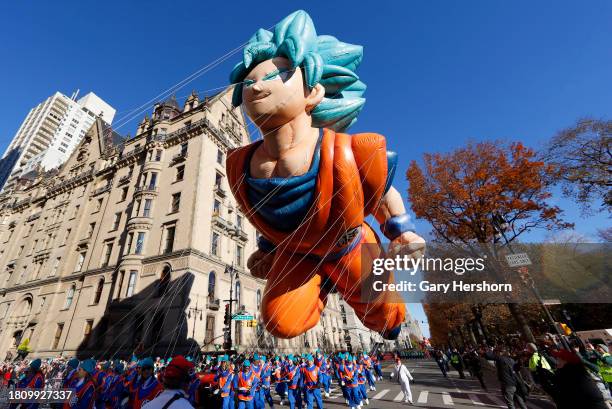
26,212,41,222
207,297,220,310
93,184,112,196
146,133,167,143
134,185,158,194
214,185,226,197
118,174,132,185
171,152,188,164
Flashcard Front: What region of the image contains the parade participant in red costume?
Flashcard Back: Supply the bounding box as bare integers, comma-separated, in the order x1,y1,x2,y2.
63,359,96,409
10,359,44,409
227,10,424,341
130,358,163,409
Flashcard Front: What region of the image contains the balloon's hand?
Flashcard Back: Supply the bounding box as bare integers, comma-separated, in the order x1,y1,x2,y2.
247,250,274,279
387,231,426,261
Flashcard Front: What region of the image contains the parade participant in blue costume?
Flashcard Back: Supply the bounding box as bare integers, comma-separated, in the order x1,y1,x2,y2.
214,356,235,409
227,10,425,342
301,355,323,409
234,360,259,409
273,357,286,405
63,358,80,389
359,353,376,391
186,366,200,407
130,358,163,409
314,352,330,398
354,356,369,406
284,357,302,409
259,356,274,409
251,354,264,409
371,356,383,381
64,359,96,409
10,359,45,409
338,355,359,409
104,362,126,409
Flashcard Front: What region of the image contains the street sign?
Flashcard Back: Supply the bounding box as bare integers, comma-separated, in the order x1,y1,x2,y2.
232,314,254,321
505,253,532,267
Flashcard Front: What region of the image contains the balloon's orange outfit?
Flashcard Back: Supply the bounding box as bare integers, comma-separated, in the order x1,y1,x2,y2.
227,128,405,339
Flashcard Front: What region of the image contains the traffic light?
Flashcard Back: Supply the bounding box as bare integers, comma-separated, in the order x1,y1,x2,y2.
224,304,230,326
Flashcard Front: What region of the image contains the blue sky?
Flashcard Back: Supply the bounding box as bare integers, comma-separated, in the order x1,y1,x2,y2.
2,1,611,338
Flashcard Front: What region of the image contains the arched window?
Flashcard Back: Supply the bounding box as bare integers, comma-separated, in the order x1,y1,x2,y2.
64,285,75,309
207,271,216,300
256,289,262,311
93,278,104,304
157,266,171,297
235,281,241,310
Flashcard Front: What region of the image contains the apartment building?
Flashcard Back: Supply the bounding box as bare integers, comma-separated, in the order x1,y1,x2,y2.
0,89,351,358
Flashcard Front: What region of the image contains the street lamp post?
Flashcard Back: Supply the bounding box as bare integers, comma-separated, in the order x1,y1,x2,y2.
491,212,569,349
224,263,238,351
187,299,203,341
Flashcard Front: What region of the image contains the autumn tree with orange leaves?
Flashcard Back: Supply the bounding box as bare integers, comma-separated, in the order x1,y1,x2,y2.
407,141,572,344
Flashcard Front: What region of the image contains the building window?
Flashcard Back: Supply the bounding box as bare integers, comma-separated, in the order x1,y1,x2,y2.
205,316,215,344
18,245,24,256
87,222,95,238
75,252,86,272
217,149,224,165
211,232,219,256
83,319,93,345
157,266,171,297
52,323,64,349
72,205,80,219
126,233,134,255
155,149,162,161
101,242,113,267
120,187,128,201
64,285,76,309
213,200,220,215
135,232,145,255
143,199,152,217
236,244,243,267
95,198,103,212
176,165,185,181
134,199,141,217
207,271,216,300
38,297,46,313
50,257,60,276
149,172,158,189
164,226,175,254
236,215,243,230
170,193,181,213
126,270,137,297
215,172,222,189
256,289,262,311
93,278,104,304
340,304,347,325
113,212,121,230
115,271,125,300
180,142,188,156
63,229,71,246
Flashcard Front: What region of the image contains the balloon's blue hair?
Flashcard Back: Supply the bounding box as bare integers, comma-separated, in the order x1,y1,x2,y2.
229,10,366,132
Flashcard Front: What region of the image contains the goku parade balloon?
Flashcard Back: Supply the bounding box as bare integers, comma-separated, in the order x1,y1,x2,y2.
226,10,425,339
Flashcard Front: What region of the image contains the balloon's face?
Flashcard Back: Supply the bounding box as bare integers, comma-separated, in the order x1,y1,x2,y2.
242,57,309,130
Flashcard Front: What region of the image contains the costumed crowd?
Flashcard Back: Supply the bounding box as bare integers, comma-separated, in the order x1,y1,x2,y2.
0,351,417,409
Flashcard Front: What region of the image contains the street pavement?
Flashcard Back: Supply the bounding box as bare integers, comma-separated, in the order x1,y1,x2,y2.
276,359,556,409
